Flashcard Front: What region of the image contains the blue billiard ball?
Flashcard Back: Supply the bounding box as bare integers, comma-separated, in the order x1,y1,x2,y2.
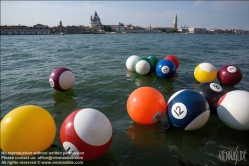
156,60,176,78
166,89,210,131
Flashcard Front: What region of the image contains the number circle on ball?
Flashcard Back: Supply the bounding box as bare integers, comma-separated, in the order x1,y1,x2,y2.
152,111,163,123
171,103,187,119
49,78,55,87
210,83,222,92
227,66,237,73
161,66,170,74
63,142,80,157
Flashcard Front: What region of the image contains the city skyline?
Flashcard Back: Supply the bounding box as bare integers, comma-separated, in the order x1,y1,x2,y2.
1,1,249,30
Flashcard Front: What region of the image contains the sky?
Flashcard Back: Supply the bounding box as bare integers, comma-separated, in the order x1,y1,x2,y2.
1,1,249,30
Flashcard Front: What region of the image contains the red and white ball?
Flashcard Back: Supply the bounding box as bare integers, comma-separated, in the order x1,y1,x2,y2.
60,108,113,161
49,67,75,91
217,90,249,130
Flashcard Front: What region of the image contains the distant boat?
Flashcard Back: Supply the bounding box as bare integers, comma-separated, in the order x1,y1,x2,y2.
93,31,106,34
60,32,64,35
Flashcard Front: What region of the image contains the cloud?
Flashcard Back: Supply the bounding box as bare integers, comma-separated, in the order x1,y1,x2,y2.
193,0,205,7
210,1,249,12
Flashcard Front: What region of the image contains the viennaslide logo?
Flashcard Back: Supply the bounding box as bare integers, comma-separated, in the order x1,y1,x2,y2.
218,146,247,165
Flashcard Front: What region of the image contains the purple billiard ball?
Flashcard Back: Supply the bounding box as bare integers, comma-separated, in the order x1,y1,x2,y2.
217,65,242,86
49,67,75,91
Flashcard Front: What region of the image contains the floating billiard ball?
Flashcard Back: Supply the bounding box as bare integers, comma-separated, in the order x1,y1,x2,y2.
148,56,159,72
194,63,217,83
195,82,226,114
1,105,56,156
60,108,113,161
217,65,242,86
126,55,140,71
127,87,167,125
167,89,210,131
164,55,180,69
156,59,176,78
49,67,75,91
217,90,249,130
134,57,153,75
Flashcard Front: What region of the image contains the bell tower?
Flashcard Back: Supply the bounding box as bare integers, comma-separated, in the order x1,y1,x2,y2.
173,14,177,28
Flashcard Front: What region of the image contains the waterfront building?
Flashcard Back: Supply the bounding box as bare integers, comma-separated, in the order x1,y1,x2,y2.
115,22,125,33
50,20,67,34
66,25,88,34
234,29,243,35
101,22,124,33
0,24,50,35
207,28,218,34
123,23,151,33
153,27,176,33
188,27,206,34
242,30,249,34
178,25,189,33
90,11,102,30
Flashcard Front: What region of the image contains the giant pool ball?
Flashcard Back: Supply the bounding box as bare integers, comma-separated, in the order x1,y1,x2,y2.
148,56,159,71
195,82,226,114
134,57,153,75
194,63,217,83
217,65,242,86
164,55,180,69
156,59,176,78
217,90,249,130
127,87,167,125
126,55,140,71
60,108,113,161
49,67,75,91
1,105,56,156
167,89,210,131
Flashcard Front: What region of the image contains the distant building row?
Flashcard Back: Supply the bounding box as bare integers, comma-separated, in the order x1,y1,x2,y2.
178,26,248,35
0,24,50,35
1,24,248,35
1,11,248,35
0,23,175,35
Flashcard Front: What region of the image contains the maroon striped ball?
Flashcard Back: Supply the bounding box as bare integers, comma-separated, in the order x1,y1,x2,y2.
217,65,242,86
49,67,75,91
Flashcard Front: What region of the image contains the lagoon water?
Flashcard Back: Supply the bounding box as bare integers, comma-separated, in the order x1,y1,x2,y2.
1,34,249,166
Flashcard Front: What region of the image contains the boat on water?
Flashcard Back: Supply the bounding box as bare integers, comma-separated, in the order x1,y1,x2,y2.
93,31,106,34
61,32,64,35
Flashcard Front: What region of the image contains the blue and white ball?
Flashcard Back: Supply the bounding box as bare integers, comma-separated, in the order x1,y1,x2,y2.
156,60,176,78
126,55,140,71
167,89,210,131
